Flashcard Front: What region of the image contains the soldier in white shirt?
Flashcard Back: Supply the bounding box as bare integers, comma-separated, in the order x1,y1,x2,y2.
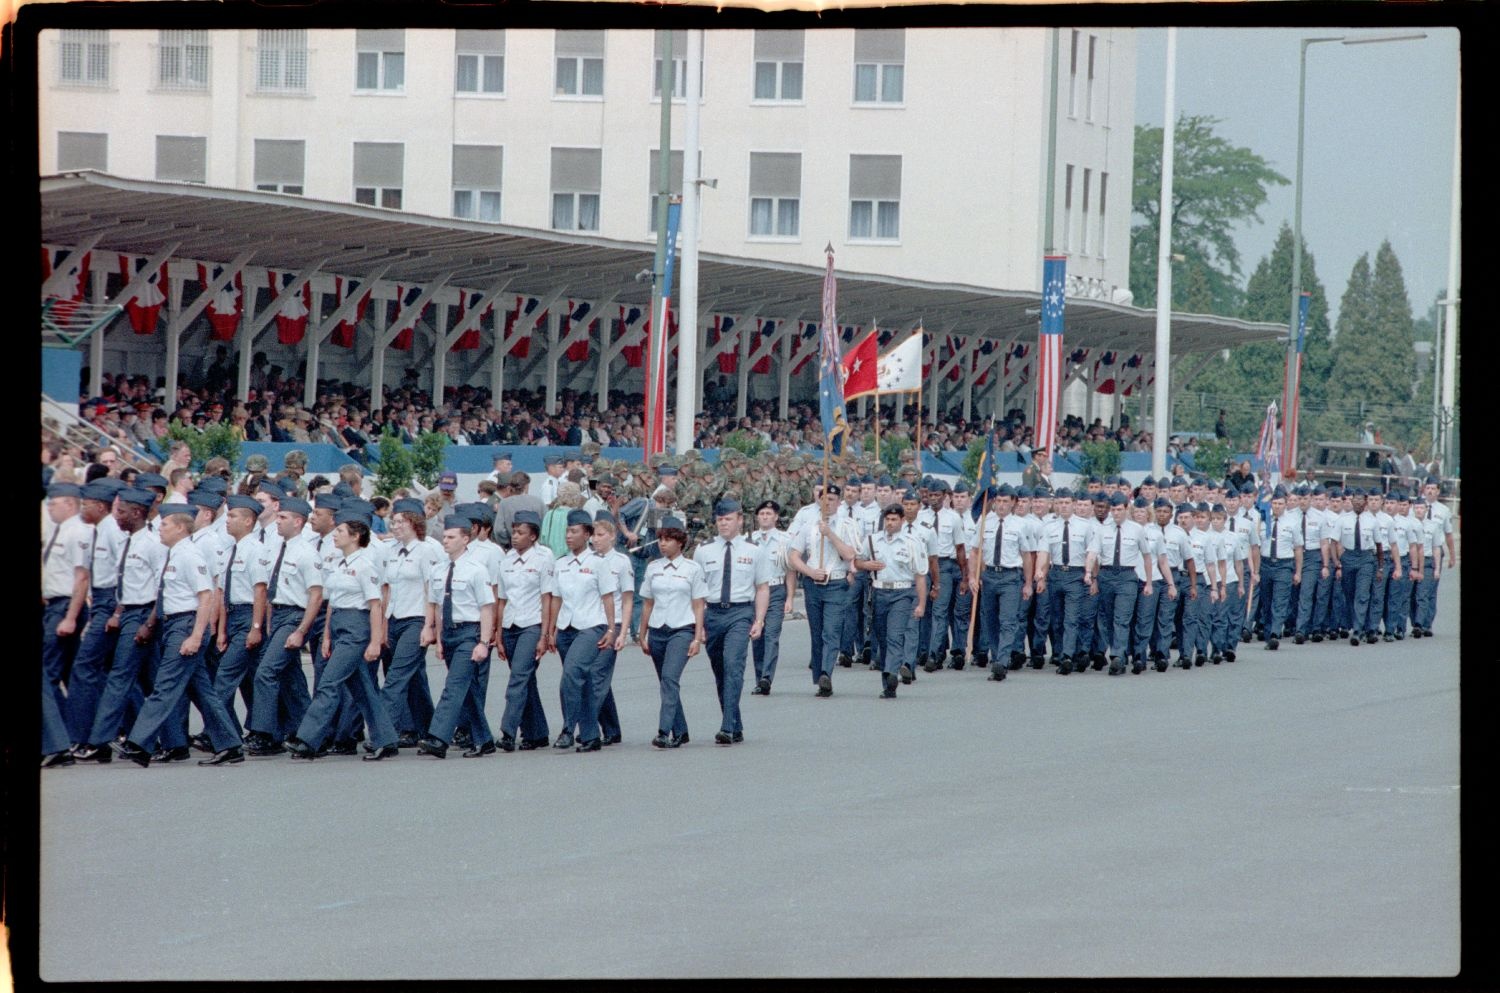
544,509,618,752
1367,492,1397,640
415,516,499,758
748,500,797,695
62,480,127,749
539,455,566,506
1151,499,1194,671
1014,487,1053,668
970,485,1032,681
921,480,970,672
839,477,875,669
244,498,324,755
637,516,707,747
205,495,270,746
1410,498,1442,636
854,504,929,698
41,483,90,701
694,499,772,744
1259,487,1304,651
899,489,940,682
1182,504,1221,666
1331,488,1379,646
1128,498,1162,673
1044,490,1102,674
584,513,635,745
494,510,555,750
1094,493,1154,673
788,484,861,697
1209,504,1244,664
448,503,505,750
1293,486,1333,643
948,484,980,669
379,498,443,748
1381,492,1415,640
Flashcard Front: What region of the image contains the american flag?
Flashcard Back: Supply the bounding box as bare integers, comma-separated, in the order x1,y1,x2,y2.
644,200,682,462
1032,255,1066,456
1281,291,1310,474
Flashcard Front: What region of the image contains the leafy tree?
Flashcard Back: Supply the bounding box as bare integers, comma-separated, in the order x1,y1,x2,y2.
1078,440,1121,478
721,429,768,459
1192,437,1234,479
867,433,912,477
372,433,415,498
410,431,449,489
167,421,241,471
1131,114,1289,316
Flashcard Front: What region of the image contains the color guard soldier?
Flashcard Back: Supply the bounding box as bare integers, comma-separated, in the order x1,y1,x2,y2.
788,485,861,697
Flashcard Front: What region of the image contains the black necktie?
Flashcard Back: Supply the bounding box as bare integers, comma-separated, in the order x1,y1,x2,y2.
1271,519,1279,559
316,536,324,554
259,526,266,543
116,533,132,599
398,546,410,557
1301,512,1307,542
267,541,287,602
720,540,733,606
1062,520,1070,566
1354,516,1361,551
443,561,455,627
1113,525,1122,567
155,546,172,616
43,524,60,563
225,544,238,607
992,516,1004,567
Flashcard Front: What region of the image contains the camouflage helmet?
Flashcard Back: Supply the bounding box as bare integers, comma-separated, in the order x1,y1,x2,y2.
580,440,602,457
244,453,269,473
283,449,308,469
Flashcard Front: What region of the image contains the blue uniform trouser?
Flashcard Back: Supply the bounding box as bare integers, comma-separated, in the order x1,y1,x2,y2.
752,585,787,685
66,588,119,743
42,596,78,690
126,613,241,753
803,580,849,680
1262,558,1296,640
499,625,549,741
979,567,1023,662
557,625,606,744
1076,575,1101,657
705,602,752,735
309,613,360,743
1413,560,1437,629
43,669,73,755
1154,571,1185,658
872,588,914,676
1183,578,1210,657
1028,570,1053,658
1370,558,1390,633
1339,549,1376,635
1132,576,1157,659
249,606,313,739
953,574,974,657
1385,560,1412,635
927,560,962,658
1257,570,1274,633
1049,567,1087,659
381,616,434,736
648,625,693,737
296,609,397,750
596,649,622,740
1297,551,1330,636
427,621,492,747
1331,563,1350,630
843,570,871,657
1097,566,1139,659
1214,583,1241,652
211,603,259,738
87,605,153,744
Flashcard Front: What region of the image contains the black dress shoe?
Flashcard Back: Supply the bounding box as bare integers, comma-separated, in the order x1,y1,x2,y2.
247,739,285,756
396,731,420,749
859,649,873,666
1294,633,1306,645
922,656,942,673
1224,650,1236,662
868,658,882,671
838,652,853,668
363,745,399,761
971,652,989,670
1131,661,1146,675
327,739,358,756
1194,653,1206,666
1029,655,1046,669
1311,633,1324,643
602,733,623,746
1154,659,1168,672
915,652,930,671
111,740,152,767
1211,653,1222,664
189,733,213,754
575,738,602,752
1057,659,1073,674
152,746,192,763
1176,655,1192,669
42,751,75,768
496,734,517,752
714,731,734,745
1091,653,1107,671
1108,663,1125,676
881,672,898,698
1350,635,1361,647
947,652,966,670
731,731,743,743
651,732,674,749
817,674,833,697
519,737,549,751
988,662,1007,682
416,737,448,759
898,664,914,684
463,741,497,758
755,677,772,695
673,732,690,746
285,737,316,760
452,729,473,749
1394,632,1405,641
198,747,245,766
73,743,112,763
1365,633,1378,644
1266,638,1279,651
1008,652,1026,671
553,731,575,749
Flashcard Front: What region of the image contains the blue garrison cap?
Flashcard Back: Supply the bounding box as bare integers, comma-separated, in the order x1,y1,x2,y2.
1054,487,1073,501
1133,496,1149,509
512,510,542,529
877,476,894,488
920,476,934,488
1293,484,1309,496
1171,476,1187,487
331,482,357,498
226,495,261,514
1140,476,1156,487
315,493,344,513
565,509,594,528
157,502,195,519
543,455,564,467
1086,475,1102,485
845,478,860,489
1424,477,1440,486
1175,503,1195,516
660,515,685,530
187,490,222,511
1091,490,1110,503
953,482,970,495
136,473,168,491
1211,503,1226,514
657,465,678,477
257,480,284,499
860,476,875,486
118,488,156,509
1390,491,1410,502
81,481,118,503
441,514,473,532
196,476,228,494
279,496,311,517
714,498,742,517
1108,492,1127,506
335,508,372,527
1015,485,1032,499
932,479,951,494
1411,497,1426,506
341,499,375,518
457,502,494,526
1154,497,1173,509
1195,502,1211,514
392,498,424,516
594,510,616,526
997,484,1016,498
277,476,299,494
1271,486,1288,499
47,482,82,499
902,488,920,501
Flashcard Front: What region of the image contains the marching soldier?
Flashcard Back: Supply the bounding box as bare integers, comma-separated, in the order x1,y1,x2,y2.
693,498,772,743
244,495,323,755
1046,490,1102,675
788,484,860,698
749,500,796,695
414,516,499,758
854,503,929,698
970,484,1029,682
1258,488,1303,651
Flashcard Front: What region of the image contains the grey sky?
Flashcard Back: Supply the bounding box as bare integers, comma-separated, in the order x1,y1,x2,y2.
1133,27,1460,327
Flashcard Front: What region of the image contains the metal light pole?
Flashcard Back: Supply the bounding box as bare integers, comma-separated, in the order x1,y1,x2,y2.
1151,27,1177,480
1285,32,1426,474
1439,66,1460,474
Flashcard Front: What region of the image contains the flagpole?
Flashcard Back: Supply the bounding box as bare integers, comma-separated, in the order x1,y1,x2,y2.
874,397,881,463
967,492,988,660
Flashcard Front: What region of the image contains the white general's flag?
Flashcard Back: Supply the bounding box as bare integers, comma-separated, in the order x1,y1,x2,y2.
876,333,922,393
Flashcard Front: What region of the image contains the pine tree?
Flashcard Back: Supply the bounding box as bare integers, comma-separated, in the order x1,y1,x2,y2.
1241,224,1334,405
1330,251,1409,407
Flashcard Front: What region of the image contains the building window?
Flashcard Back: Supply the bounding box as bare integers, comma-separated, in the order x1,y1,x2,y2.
551,147,602,231
1063,164,1074,253
1098,172,1109,259
256,29,308,93
1068,30,1080,118
455,29,504,94
156,135,207,184
254,139,305,195
753,30,803,101
58,29,110,87
1080,168,1092,255
748,152,800,238
156,30,209,91
353,141,404,209
647,149,684,233
1086,35,1098,122
453,144,503,221
853,29,904,104
356,29,405,92
848,154,901,241
57,132,107,172
651,30,702,100
555,30,604,97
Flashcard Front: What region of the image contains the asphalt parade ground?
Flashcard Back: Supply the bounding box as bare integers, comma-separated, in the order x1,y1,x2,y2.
37,572,1461,980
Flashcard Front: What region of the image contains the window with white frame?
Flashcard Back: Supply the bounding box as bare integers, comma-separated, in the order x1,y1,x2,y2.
551,147,602,231
753,29,803,101
848,154,902,241
453,145,503,221
1097,172,1109,259
1080,168,1092,254
353,141,404,209
356,29,405,91
156,29,209,91
455,29,504,94
254,139,305,195
57,132,107,172
156,136,207,184
748,152,800,238
555,30,604,97
58,29,110,87
255,29,308,93
1067,30,1080,118
853,29,904,104
1086,35,1098,122
1063,164,1074,253
651,30,702,100
647,149,684,233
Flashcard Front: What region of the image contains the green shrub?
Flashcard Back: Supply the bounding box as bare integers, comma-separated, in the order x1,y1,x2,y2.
866,433,912,476
722,429,768,459
1079,440,1122,478
1192,437,1234,480
410,431,449,489
372,433,415,497
961,438,986,485
167,421,241,471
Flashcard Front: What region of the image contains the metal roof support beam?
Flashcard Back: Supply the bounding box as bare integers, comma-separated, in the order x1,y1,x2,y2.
691,302,721,417
41,234,103,300
778,326,793,420
432,277,514,404
742,312,790,373
971,337,1006,422
108,242,181,315
236,273,262,404
735,315,752,421
598,305,644,413
1174,350,1219,394
304,267,394,410
169,250,256,340
310,264,395,347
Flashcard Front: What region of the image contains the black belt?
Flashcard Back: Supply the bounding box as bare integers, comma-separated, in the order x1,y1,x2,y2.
164,610,196,621
45,595,71,605
986,565,1020,573
226,601,255,611
1052,565,1083,572
443,620,479,630
709,601,753,609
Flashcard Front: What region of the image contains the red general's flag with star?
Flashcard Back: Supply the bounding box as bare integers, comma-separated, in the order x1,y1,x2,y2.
842,330,878,400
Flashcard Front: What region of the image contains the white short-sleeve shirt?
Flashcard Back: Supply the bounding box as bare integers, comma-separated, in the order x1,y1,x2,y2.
384,538,443,619
694,535,774,605
641,555,707,629
323,547,384,610
158,539,214,615
547,550,619,630
499,544,555,629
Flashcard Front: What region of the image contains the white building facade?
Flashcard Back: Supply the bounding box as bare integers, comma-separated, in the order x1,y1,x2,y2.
40,26,1134,410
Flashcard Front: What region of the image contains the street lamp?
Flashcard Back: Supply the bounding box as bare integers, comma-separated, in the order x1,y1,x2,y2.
1284,31,1426,474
